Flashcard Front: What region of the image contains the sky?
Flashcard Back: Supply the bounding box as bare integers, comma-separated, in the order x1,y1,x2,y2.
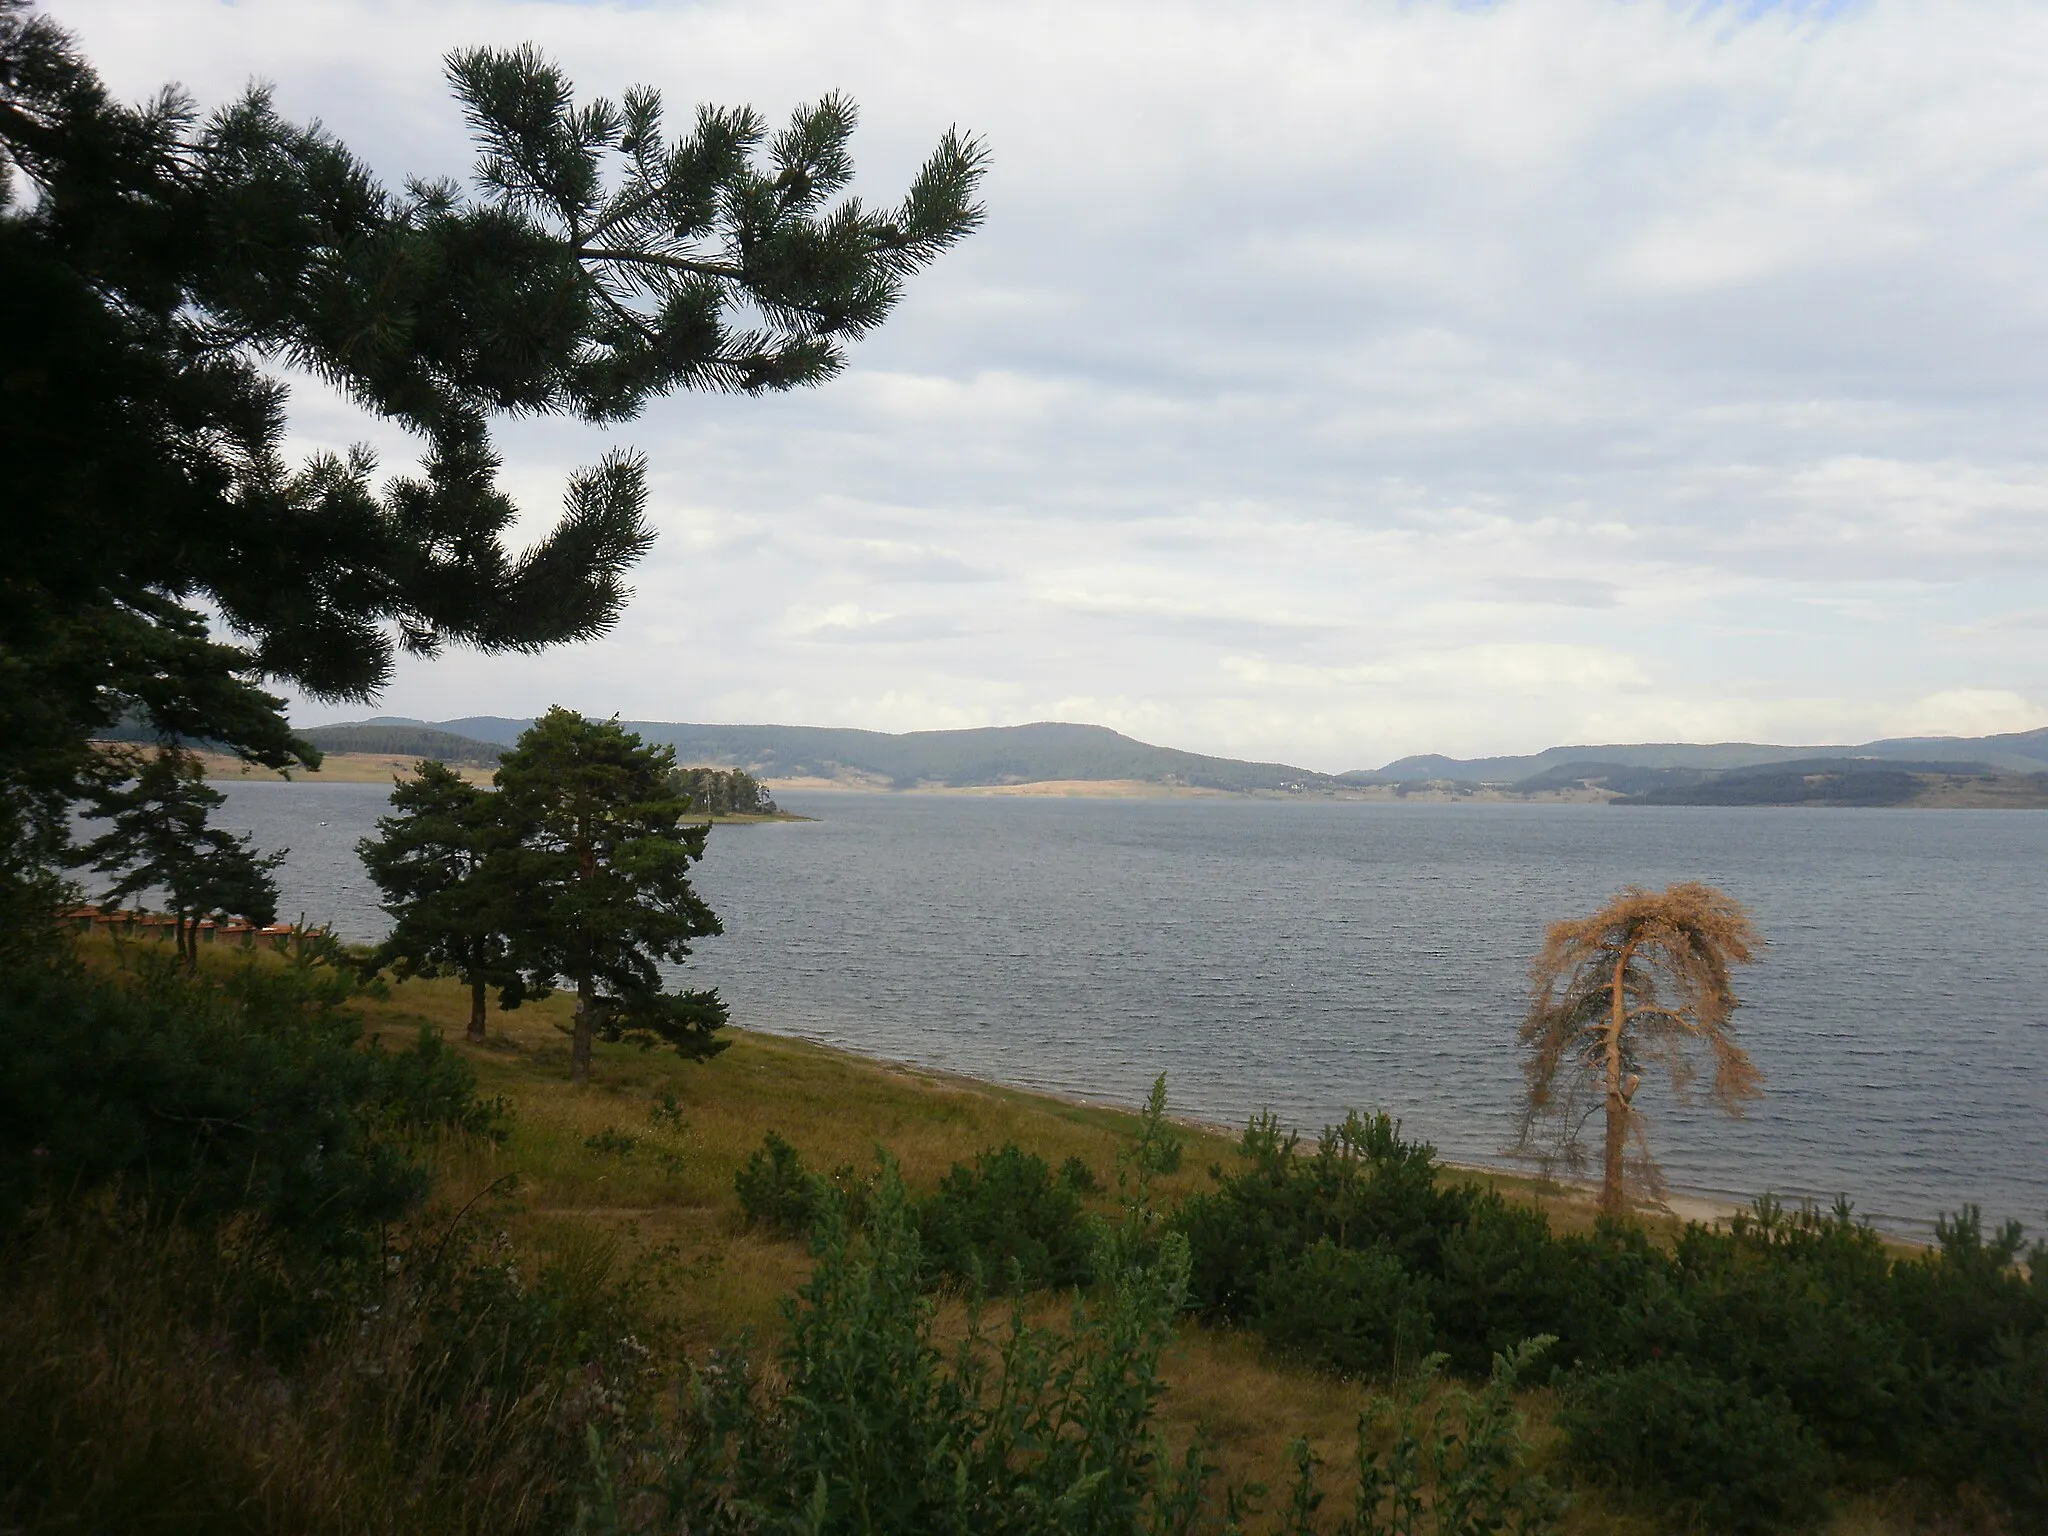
48,0,2048,771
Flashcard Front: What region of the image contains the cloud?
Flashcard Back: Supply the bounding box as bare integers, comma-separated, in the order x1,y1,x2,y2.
1483,577,1621,609
1885,689,2048,740
791,606,977,645
47,0,2048,765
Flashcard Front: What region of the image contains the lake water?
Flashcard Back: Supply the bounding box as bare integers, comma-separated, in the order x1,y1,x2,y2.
211,782,2047,1237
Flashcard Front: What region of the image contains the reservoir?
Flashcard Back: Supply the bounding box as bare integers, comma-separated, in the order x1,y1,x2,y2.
211,782,2047,1237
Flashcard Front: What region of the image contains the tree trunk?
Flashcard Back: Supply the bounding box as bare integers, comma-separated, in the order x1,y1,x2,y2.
468,975,487,1043
1601,948,1631,1220
571,976,595,1083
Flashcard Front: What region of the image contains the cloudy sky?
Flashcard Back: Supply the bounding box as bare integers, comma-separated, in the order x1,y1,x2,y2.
53,0,2048,770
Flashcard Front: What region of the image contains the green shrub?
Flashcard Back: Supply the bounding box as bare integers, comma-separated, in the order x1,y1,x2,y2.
916,1142,1095,1293
1891,1207,2048,1518
584,1127,639,1160
1562,1358,1831,1533
0,953,501,1255
1173,1101,2048,1527
0,951,665,1535
734,1131,818,1237
1431,1193,1582,1378
647,1092,686,1132
1176,1110,1470,1332
586,1161,1564,1536
1256,1239,1434,1377
822,1159,878,1231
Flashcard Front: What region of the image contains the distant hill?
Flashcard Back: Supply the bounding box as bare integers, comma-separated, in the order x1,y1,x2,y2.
307,715,2048,800
299,723,504,765
380,718,1339,793
1608,758,2004,808
1361,726,2048,783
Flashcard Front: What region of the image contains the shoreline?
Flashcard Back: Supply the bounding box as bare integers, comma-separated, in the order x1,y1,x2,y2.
164,747,2047,810
178,750,812,822
809,1030,1948,1242
716,1019,1803,1237
762,778,2047,810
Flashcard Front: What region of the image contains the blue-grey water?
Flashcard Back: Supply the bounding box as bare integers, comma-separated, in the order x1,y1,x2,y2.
209,782,2047,1238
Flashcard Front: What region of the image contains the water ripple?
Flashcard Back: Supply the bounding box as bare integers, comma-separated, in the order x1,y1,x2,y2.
210,783,2048,1239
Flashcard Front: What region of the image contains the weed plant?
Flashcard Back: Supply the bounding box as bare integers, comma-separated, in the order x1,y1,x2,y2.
1269,1340,1564,1536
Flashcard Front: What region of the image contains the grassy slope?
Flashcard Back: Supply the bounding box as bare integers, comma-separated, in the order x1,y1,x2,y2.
351,972,1916,1536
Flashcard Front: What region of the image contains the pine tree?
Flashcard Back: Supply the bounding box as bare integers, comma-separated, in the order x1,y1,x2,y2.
75,747,281,967
0,2,985,896
494,709,727,1082
672,766,780,817
358,761,526,1041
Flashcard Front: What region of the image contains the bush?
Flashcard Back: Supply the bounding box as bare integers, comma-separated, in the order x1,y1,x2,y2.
1257,1239,1433,1377
734,1131,818,1237
1175,1110,1470,1334
1431,1193,1582,1377
0,951,665,1534
585,1127,640,1160
0,952,502,1254
1891,1207,2048,1519
917,1142,1095,1293
647,1092,686,1132
1562,1359,1832,1533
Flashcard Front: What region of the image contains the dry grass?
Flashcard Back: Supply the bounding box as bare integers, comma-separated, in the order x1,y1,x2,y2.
0,1218,576,1535
358,973,1234,1348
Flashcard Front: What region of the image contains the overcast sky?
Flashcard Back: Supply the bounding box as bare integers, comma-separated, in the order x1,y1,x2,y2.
52,0,2048,770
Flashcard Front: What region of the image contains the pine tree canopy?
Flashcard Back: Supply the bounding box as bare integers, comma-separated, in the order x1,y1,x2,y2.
359,760,530,1039
74,746,282,964
0,1,985,879
493,709,728,1075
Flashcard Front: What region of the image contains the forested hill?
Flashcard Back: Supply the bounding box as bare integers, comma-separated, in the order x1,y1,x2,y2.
309,716,2048,795
298,723,505,764
1363,725,2048,782
360,718,1336,792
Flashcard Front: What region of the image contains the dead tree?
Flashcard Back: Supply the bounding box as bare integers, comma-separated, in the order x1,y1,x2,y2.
1517,882,1763,1219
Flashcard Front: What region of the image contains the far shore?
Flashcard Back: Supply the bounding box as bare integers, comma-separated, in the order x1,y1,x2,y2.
144,747,811,821
761,776,1612,802
133,744,2046,809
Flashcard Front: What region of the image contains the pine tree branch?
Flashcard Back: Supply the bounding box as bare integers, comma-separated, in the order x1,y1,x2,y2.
575,244,746,280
